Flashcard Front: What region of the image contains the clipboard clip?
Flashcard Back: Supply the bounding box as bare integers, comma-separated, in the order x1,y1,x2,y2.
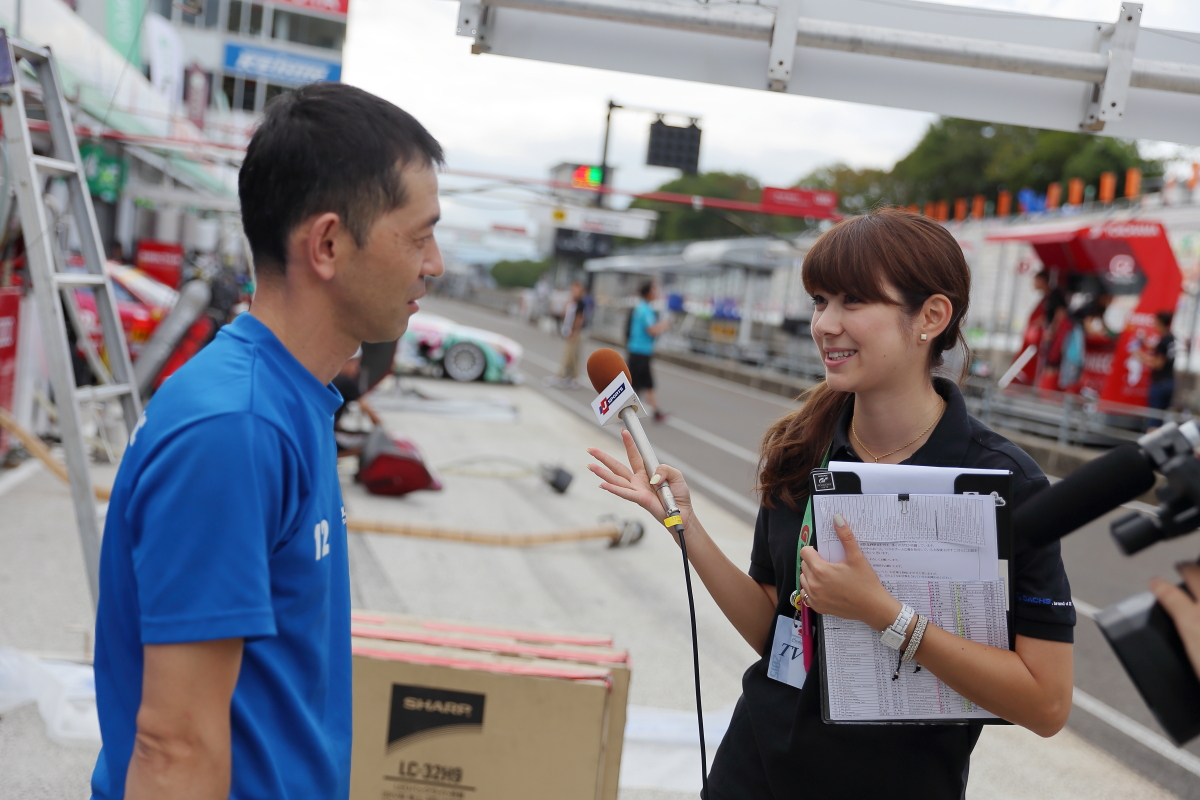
897,493,910,514
962,490,1007,508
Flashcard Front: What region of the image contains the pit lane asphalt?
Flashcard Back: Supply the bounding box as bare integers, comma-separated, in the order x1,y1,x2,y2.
421,294,1200,798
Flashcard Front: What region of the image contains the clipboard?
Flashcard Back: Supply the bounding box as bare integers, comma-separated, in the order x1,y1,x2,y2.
808,463,1014,726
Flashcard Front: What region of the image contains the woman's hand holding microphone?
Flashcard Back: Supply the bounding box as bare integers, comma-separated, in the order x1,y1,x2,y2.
587,429,693,544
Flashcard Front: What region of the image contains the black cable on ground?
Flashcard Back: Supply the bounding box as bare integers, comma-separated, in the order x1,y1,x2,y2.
675,523,709,795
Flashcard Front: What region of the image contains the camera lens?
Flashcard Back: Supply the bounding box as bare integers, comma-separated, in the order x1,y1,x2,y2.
1112,511,1163,555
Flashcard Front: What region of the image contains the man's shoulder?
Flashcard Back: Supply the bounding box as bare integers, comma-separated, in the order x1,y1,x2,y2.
137,331,299,453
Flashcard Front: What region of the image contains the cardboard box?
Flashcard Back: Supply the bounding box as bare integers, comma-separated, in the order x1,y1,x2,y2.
352,638,618,800
350,618,633,800
351,610,615,648
351,612,630,800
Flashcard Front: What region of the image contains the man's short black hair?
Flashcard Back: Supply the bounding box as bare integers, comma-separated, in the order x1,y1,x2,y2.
1157,310,1174,328
238,82,444,276
638,281,654,299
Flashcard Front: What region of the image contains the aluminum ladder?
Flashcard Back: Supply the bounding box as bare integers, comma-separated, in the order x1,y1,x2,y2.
0,31,141,606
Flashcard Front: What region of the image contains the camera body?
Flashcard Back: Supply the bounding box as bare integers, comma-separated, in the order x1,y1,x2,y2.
1099,421,1200,744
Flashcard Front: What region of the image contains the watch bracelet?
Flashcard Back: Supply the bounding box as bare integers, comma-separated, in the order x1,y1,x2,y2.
901,615,929,663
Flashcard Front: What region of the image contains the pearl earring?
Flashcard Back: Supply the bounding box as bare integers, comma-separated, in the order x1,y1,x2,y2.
920,334,928,342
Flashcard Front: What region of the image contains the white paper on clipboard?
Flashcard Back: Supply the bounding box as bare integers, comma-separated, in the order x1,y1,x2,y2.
812,461,1011,722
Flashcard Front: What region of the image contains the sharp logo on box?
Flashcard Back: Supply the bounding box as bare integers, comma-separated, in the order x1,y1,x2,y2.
598,383,625,416
387,684,485,752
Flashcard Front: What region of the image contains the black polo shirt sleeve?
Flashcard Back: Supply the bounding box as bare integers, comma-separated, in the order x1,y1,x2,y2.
1011,475,1077,642
748,504,776,586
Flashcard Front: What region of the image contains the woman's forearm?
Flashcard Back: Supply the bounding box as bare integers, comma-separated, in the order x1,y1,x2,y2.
911,627,1073,736
672,514,777,653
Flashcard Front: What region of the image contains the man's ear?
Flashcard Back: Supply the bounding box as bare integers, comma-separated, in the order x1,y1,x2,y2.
301,212,344,282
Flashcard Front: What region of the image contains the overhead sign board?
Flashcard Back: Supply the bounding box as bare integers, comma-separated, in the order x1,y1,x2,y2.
544,205,657,239
223,43,341,85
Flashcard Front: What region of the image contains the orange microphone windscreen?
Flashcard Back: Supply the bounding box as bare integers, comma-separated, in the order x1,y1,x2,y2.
586,348,632,393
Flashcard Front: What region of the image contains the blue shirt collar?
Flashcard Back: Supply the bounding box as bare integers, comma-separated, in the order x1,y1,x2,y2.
226,313,345,416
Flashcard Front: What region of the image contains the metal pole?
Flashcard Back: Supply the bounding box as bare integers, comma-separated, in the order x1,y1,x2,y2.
988,242,1008,359
598,99,620,208
1004,247,1025,362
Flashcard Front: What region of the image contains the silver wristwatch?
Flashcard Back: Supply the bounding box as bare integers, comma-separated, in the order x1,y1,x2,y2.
880,603,915,650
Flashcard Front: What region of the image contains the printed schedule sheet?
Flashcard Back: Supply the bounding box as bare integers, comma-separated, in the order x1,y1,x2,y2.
814,491,1008,722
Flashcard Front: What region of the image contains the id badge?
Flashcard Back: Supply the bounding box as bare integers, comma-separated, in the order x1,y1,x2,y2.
766,614,807,689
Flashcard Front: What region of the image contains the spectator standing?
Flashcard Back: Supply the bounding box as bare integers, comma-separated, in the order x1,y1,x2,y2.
627,281,670,422
554,281,588,388
1140,310,1178,427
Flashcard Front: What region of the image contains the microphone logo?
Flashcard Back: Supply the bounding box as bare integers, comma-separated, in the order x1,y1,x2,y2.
598,383,625,416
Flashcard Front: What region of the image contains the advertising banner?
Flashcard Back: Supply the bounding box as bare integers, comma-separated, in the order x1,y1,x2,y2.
184,66,209,130
543,205,656,239
223,43,341,85
106,0,145,68
273,0,350,15
79,144,126,204
0,289,19,453
760,187,840,220
145,12,184,106
135,241,185,289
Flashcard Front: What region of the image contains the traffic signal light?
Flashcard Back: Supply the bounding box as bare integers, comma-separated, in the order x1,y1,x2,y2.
571,165,604,190
647,120,701,173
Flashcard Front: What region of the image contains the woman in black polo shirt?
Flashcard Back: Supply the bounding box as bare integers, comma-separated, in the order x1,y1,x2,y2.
587,208,1075,798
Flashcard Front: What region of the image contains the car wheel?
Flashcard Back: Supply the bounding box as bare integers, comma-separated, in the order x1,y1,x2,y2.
442,342,487,382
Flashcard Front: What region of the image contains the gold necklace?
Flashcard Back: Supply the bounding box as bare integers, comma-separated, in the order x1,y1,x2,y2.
852,401,946,463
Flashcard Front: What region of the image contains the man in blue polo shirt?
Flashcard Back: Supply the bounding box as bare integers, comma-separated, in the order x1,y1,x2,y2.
90,83,444,800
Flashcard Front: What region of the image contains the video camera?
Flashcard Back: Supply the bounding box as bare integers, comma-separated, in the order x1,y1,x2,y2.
1081,421,1200,744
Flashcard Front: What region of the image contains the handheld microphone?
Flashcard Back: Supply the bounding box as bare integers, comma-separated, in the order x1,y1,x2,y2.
1012,443,1156,550
586,348,708,792
586,349,683,528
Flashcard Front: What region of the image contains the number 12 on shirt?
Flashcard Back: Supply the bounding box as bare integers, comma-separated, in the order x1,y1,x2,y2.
314,519,330,561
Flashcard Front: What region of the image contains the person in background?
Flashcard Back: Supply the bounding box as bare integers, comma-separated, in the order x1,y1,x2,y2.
108,241,129,265
1139,310,1177,429
552,280,588,389
1036,290,1071,392
627,280,671,422
332,348,385,455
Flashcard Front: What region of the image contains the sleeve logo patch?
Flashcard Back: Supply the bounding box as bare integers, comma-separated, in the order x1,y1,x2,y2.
813,470,836,492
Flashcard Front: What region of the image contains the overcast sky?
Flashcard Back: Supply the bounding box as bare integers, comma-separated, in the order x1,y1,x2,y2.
340,0,1200,251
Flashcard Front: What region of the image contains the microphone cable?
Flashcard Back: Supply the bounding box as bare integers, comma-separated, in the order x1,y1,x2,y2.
671,516,709,795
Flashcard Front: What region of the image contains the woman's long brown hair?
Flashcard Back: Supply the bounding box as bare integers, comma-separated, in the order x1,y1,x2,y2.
757,208,971,512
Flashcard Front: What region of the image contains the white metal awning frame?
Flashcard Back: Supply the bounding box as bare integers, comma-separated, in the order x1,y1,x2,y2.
456,0,1200,144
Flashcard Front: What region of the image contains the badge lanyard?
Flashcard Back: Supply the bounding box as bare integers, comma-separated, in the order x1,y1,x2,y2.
791,446,831,674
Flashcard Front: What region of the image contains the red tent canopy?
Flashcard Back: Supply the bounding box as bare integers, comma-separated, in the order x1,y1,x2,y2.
987,220,1182,405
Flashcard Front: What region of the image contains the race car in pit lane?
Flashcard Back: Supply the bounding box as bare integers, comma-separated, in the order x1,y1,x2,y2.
396,312,523,383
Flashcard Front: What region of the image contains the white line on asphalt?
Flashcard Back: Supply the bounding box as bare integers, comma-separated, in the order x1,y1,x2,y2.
533,378,762,518
664,416,759,465
0,459,42,499
1072,687,1200,777
1072,596,1101,619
